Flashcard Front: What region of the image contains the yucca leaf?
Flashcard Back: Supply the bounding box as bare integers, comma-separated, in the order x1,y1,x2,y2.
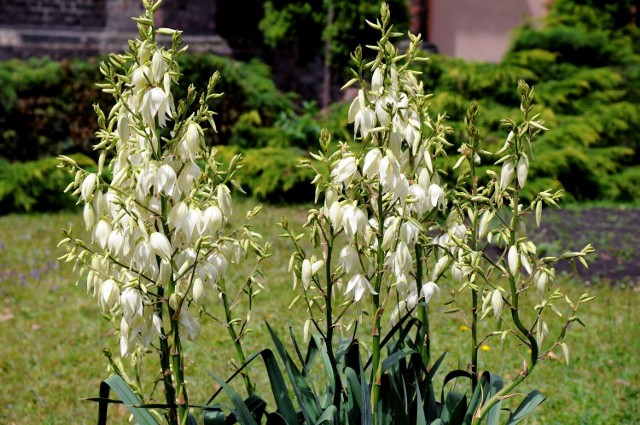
94,375,159,425
505,389,545,425
208,372,258,425
267,322,320,423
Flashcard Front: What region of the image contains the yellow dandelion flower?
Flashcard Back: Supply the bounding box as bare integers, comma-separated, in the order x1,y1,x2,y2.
459,325,469,331
480,345,490,351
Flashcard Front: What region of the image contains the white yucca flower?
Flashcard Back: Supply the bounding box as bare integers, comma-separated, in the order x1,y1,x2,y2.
420,281,440,303
500,160,515,191
363,148,382,179
534,270,549,295
508,245,519,276
348,90,376,138
517,155,529,188
491,289,504,319
331,156,359,186
345,273,376,302
342,204,367,240
339,245,360,274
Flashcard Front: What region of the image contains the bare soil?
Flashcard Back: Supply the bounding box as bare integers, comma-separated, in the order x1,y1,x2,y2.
530,206,640,285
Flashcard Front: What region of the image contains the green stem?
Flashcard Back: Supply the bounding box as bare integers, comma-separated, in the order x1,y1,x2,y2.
323,237,343,410
469,153,480,392
371,183,385,423
221,285,255,396
169,305,188,424
156,287,178,425
415,245,430,369
473,191,538,424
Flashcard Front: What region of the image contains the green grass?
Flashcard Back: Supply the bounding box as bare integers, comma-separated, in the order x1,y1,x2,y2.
1,201,639,424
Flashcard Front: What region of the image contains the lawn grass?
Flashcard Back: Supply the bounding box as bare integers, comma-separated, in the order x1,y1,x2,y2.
1,201,639,424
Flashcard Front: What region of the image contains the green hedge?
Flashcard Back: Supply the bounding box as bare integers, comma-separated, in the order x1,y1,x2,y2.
0,54,298,161
0,154,96,213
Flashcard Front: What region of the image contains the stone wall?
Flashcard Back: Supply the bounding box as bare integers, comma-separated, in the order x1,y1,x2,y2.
0,0,230,60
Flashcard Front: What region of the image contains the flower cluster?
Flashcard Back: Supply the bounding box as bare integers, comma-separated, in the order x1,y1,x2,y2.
59,14,260,359
285,8,456,344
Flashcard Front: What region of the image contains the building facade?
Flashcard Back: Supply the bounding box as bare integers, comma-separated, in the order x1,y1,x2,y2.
415,0,548,62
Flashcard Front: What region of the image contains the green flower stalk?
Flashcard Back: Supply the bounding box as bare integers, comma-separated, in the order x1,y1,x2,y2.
59,1,266,423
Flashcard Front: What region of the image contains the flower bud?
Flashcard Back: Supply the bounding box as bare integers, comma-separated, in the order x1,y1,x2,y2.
500,160,515,191
192,277,204,306
534,270,548,295
491,289,504,319
217,185,232,217
81,173,97,201
478,210,494,240
204,205,223,233
151,50,165,84
83,203,95,231
329,201,343,231
301,259,312,288
432,255,449,279
508,245,519,276
517,155,529,188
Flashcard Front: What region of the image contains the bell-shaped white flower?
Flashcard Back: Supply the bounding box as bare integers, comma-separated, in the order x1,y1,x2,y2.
345,273,376,302
141,87,173,128
178,308,201,341
150,232,172,260
427,183,444,211
363,149,382,179
178,207,204,243
99,279,120,312
375,95,396,126
339,245,360,274
156,163,178,197
331,156,359,186
342,204,367,240
348,90,376,138
93,219,111,250
420,281,440,303
178,123,200,162
177,161,202,194
204,205,223,234
120,287,143,321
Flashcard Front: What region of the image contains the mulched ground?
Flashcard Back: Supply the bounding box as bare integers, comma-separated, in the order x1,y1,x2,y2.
530,206,640,285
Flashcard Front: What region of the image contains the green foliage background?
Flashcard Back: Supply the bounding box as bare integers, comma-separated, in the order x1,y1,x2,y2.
1,0,640,211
